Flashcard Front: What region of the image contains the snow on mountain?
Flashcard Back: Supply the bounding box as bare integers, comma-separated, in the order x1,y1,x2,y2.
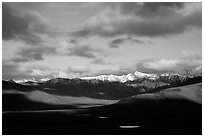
14,78,50,83
39,78,50,82
15,78,38,83
10,67,202,84
81,71,159,83
134,71,159,80
191,65,202,76
126,73,136,81
160,73,183,77
194,65,202,72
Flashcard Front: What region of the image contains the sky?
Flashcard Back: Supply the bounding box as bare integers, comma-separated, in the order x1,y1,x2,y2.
2,2,202,80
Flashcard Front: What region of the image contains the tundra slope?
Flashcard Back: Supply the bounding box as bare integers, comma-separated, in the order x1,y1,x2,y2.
3,83,202,135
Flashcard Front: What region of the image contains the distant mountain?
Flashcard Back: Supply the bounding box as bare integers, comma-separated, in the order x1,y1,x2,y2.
3,68,201,100
81,68,201,83
3,79,141,100
15,78,50,84
2,76,202,101
12,68,201,84
188,65,202,77
80,69,201,90
81,71,159,83
41,78,141,99
159,73,202,87
8,79,16,83
14,78,38,84
125,78,170,92
2,80,35,91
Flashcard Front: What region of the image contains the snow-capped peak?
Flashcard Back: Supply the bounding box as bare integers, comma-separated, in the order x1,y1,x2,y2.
81,71,159,83
193,66,202,73
134,71,159,80
134,71,151,78
15,78,38,83
39,78,50,82
188,65,202,76
126,73,136,81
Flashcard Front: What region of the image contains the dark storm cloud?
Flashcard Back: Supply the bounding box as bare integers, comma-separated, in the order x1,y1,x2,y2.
11,58,31,63
69,38,78,44
68,45,97,58
115,11,201,37
109,39,124,48
109,36,143,48
2,62,19,76
2,60,58,80
91,58,107,65
119,2,184,17
2,64,56,80
12,46,57,62
67,44,104,59
67,66,91,74
2,61,30,80
2,3,51,45
70,2,201,38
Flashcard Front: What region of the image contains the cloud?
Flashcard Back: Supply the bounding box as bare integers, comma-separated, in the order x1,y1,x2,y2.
69,38,78,44
91,58,108,65
67,66,91,74
95,69,116,75
3,61,19,79
2,3,53,45
2,60,66,80
180,50,202,60
67,44,104,59
11,46,57,62
92,67,133,76
68,45,96,58
136,59,179,73
26,66,61,79
2,61,33,80
136,56,201,74
118,2,185,17
109,36,143,48
11,58,31,63
70,2,201,38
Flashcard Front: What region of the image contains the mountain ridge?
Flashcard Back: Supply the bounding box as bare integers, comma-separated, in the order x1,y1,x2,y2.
6,67,202,85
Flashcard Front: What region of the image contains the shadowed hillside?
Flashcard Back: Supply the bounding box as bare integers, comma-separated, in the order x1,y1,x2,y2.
3,90,118,111
3,83,202,135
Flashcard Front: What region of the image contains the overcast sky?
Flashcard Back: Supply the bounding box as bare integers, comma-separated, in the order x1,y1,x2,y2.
2,2,202,80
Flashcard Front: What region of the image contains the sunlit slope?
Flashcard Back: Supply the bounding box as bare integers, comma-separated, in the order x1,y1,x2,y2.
119,83,202,104
3,90,118,111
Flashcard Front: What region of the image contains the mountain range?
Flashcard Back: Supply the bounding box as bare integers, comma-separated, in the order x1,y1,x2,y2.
11,66,202,84
3,68,202,100
81,71,159,83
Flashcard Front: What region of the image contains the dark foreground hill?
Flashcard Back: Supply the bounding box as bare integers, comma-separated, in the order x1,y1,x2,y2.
3,83,202,135
3,90,118,111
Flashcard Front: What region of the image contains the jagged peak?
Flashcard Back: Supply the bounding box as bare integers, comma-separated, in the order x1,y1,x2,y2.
9,68,202,84
81,71,159,83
